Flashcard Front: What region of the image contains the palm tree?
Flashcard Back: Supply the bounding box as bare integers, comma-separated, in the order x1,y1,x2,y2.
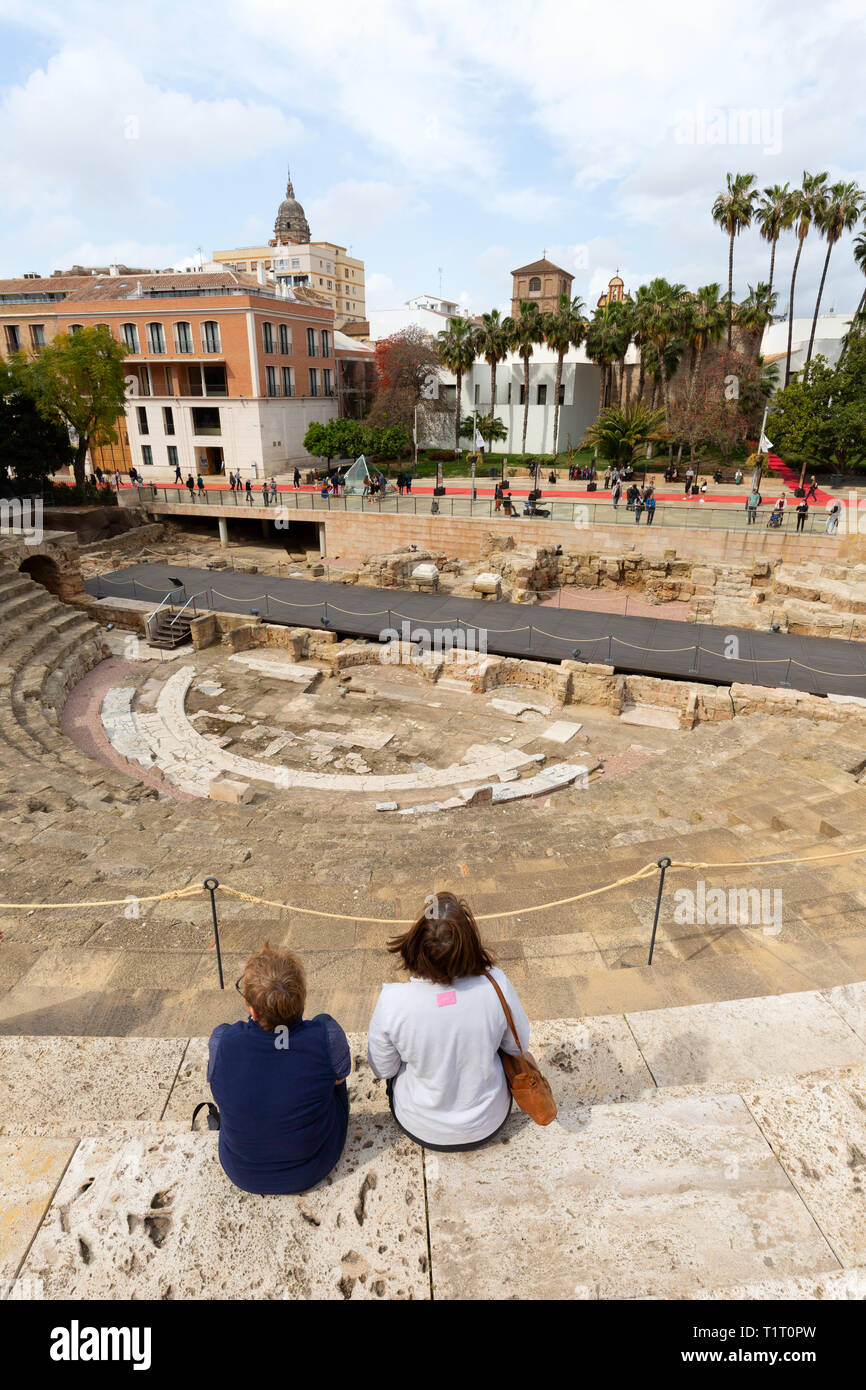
736,282,777,357
680,284,727,452
542,293,586,456
631,278,687,423
754,183,793,302
505,301,545,453
584,302,623,414
608,296,636,408
784,170,829,385
581,402,666,468
839,229,866,365
475,309,510,424
805,180,864,365
437,317,478,450
712,172,758,346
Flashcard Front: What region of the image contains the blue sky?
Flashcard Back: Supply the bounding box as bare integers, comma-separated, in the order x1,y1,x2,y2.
1,0,864,321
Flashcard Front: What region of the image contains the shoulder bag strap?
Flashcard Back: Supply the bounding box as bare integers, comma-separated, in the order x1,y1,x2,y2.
483,971,524,1058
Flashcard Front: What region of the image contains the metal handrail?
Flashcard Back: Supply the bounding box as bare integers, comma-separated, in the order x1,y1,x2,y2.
170,588,209,625
146,591,178,623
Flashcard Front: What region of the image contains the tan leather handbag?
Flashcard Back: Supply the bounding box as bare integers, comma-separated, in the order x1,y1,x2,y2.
484,972,557,1126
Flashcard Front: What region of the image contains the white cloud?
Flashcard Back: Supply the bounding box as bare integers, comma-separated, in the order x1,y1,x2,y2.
307,180,427,243
366,272,396,310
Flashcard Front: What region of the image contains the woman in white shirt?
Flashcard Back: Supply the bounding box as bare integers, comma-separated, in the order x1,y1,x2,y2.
367,893,531,1151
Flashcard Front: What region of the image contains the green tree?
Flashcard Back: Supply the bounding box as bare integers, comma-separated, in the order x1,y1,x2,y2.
839,230,866,365
608,296,636,410
584,301,624,415
784,170,829,385
769,335,866,471
475,308,511,427
736,281,777,357
504,301,545,453
0,358,74,489
21,326,128,488
631,278,687,423
581,402,665,467
754,183,794,302
806,180,864,365
437,317,479,450
542,293,586,455
459,412,508,451
712,172,758,346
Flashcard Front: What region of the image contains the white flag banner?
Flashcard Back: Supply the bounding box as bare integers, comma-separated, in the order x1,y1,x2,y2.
474,429,484,449
759,433,774,453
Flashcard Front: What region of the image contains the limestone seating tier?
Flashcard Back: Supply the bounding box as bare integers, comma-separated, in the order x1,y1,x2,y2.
3,981,866,1299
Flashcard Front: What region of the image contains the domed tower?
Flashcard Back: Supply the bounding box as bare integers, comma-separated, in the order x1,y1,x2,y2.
273,169,311,245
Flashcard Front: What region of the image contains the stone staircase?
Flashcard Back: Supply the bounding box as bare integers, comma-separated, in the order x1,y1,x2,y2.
147,610,193,650
3,983,866,1299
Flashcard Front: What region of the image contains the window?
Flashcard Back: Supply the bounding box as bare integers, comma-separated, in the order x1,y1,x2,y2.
266,365,278,396
146,322,166,353
278,323,291,354
121,323,140,352
173,322,193,353
163,407,175,434
528,277,541,292
262,322,275,353
536,384,547,405
141,445,153,467
4,325,21,352
558,384,565,405
323,369,333,397
321,329,331,358
30,324,45,349
136,365,152,396
191,406,221,435
345,302,350,311
308,368,319,396
167,444,179,470
202,321,221,353
68,323,83,334
327,280,332,289
137,406,149,434
203,363,227,396
291,258,300,268
474,384,480,404
306,327,317,356
519,384,526,405
282,366,294,397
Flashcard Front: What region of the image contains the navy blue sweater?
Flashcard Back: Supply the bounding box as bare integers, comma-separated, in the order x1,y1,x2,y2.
208,1014,350,1195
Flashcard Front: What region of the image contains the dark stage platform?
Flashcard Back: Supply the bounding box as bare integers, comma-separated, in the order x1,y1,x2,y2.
87,563,866,700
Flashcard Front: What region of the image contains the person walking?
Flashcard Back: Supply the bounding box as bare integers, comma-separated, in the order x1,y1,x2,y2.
746,488,760,524
604,467,611,491
185,473,195,500
261,480,269,506
229,471,236,493
684,466,694,497
645,489,656,525
293,467,301,490
826,499,842,535
612,478,622,511
196,474,205,496
634,489,645,523
208,943,350,1195
270,477,278,503
245,479,253,505
367,894,530,1152
174,464,183,485
805,476,819,503
796,498,809,533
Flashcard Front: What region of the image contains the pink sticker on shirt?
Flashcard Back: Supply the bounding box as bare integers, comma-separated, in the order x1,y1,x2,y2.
436,990,457,1007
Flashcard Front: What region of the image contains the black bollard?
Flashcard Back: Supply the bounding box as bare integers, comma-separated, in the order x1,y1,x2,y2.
647,857,672,966
203,877,224,989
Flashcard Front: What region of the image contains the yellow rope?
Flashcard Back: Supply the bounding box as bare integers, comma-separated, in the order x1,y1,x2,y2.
5,844,866,918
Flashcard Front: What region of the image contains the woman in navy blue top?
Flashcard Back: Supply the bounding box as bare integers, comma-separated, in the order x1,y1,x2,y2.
208,943,351,1195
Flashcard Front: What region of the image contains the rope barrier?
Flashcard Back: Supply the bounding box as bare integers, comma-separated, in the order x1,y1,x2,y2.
5,843,866,919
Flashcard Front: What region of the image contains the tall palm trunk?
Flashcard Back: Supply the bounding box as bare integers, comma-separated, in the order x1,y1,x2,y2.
597,364,605,414
454,370,462,450
658,351,670,425
785,235,806,385
767,236,777,303
489,360,497,414
687,345,705,454
637,351,646,404
727,230,735,347
552,352,564,457
521,356,530,453
806,240,834,366
839,285,866,365
618,355,628,408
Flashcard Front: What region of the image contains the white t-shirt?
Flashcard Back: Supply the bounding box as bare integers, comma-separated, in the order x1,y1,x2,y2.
367,968,530,1146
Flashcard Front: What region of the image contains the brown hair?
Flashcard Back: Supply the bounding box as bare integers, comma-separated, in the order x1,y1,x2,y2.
240,941,306,1032
387,893,494,986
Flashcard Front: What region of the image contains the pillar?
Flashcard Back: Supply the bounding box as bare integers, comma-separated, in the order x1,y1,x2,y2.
218,517,228,549
318,522,326,556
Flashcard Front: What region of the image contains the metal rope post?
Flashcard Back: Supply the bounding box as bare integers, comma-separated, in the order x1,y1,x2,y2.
203,877,224,988
647,857,671,965
779,657,792,688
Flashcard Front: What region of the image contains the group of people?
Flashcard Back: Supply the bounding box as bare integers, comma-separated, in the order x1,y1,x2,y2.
746,477,841,534
207,894,530,1194
608,470,657,524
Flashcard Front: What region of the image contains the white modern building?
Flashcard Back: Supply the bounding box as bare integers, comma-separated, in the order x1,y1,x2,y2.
761,313,854,379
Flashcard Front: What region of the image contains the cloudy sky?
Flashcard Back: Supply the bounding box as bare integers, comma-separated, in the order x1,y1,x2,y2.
1,0,864,320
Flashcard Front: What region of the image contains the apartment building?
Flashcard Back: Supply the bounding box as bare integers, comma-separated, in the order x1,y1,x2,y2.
0,268,347,479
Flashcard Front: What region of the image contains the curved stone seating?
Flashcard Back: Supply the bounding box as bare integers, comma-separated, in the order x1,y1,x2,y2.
3,982,866,1299
99,664,586,800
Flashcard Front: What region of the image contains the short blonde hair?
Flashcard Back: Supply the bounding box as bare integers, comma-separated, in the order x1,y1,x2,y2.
240,942,306,1032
